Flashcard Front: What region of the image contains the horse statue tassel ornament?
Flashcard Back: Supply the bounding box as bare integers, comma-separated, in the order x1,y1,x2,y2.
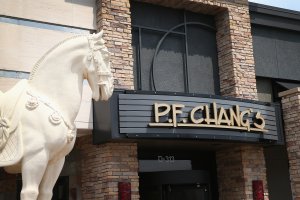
0,31,114,200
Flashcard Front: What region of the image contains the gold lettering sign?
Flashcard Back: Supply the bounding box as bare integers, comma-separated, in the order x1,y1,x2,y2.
149,102,267,133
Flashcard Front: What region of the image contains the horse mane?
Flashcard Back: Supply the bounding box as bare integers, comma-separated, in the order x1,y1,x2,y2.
86,32,114,100
28,34,85,81
86,32,111,78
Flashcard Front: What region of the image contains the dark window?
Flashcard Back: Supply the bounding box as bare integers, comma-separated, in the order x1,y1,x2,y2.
256,77,273,102
252,25,300,81
131,1,219,95
256,77,300,103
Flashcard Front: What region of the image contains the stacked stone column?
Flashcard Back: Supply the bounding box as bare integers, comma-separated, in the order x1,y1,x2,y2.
279,88,300,199
214,1,268,200
78,136,139,200
96,0,134,89
216,146,268,200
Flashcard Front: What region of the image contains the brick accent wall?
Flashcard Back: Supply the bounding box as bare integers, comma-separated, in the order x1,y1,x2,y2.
217,146,268,200
78,135,139,200
96,0,134,90
279,88,300,199
217,147,246,199
215,7,257,99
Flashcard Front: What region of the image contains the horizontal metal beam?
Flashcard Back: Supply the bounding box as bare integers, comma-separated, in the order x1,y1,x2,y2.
0,15,94,34
0,69,29,79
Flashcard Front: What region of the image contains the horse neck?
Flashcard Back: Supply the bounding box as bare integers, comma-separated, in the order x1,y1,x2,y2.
28,36,89,122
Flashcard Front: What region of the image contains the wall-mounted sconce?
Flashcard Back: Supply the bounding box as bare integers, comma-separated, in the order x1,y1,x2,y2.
252,180,264,200
118,182,131,200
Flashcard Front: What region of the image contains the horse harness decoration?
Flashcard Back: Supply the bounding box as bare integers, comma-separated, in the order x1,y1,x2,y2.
25,90,76,143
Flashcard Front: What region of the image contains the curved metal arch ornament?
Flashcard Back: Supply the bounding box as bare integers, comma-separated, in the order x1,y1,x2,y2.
150,22,216,92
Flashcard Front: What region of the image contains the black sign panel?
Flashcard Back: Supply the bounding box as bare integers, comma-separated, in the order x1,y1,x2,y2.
93,90,283,144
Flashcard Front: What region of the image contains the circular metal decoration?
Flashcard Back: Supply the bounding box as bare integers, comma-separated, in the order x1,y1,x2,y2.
150,22,215,91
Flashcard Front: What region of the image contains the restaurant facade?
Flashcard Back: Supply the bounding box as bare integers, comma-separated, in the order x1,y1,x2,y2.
0,0,300,200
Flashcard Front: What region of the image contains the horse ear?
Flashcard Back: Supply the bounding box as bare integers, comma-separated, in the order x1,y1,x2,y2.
98,30,103,38
89,31,103,41
93,31,103,40
89,31,104,45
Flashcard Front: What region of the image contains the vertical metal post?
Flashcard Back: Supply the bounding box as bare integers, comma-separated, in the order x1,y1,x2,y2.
137,28,142,90
183,11,190,93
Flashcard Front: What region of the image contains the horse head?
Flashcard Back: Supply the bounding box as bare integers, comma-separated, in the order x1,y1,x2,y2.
85,31,114,101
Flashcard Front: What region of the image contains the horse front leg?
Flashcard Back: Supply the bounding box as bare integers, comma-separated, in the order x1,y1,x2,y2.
21,150,49,200
38,157,65,200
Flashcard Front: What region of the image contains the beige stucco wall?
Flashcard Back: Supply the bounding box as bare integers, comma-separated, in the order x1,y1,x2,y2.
0,0,97,132
0,77,20,92
0,23,75,72
0,0,96,29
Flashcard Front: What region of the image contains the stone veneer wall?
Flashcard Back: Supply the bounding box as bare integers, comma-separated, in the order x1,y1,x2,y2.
279,88,300,199
96,0,134,90
78,136,139,200
213,1,268,199
216,146,268,200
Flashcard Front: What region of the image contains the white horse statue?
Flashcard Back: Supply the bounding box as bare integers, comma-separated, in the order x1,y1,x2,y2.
0,31,114,200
